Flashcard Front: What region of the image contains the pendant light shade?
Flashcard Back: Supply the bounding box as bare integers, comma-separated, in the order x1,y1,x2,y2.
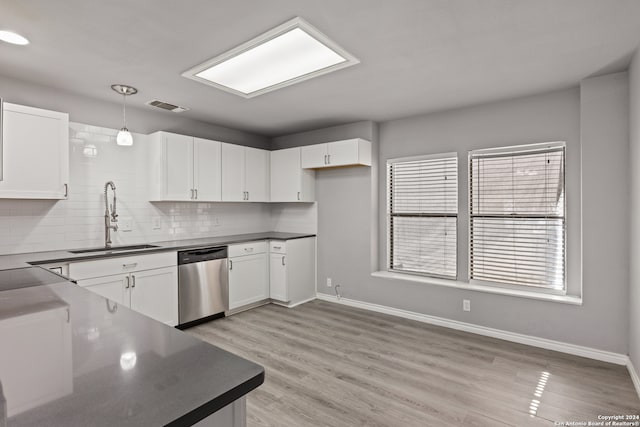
116,128,133,146
111,84,137,146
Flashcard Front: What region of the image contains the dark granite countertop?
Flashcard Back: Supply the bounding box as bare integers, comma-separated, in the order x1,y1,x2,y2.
0,232,316,271
0,268,264,426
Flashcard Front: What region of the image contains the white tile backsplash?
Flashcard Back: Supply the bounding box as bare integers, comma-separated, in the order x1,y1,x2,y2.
270,203,318,234
0,123,275,255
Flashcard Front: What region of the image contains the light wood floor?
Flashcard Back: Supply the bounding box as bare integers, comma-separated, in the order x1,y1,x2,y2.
188,300,640,426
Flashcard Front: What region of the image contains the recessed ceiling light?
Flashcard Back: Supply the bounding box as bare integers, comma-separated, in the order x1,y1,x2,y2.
0,30,29,45
182,17,359,98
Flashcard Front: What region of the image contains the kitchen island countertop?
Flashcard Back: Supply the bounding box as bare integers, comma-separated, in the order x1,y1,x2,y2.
0,267,264,426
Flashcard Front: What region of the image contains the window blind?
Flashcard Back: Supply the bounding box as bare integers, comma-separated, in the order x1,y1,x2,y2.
388,154,458,279
469,142,565,290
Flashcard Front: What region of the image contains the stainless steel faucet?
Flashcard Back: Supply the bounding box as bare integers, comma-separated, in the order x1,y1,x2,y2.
104,181,118,248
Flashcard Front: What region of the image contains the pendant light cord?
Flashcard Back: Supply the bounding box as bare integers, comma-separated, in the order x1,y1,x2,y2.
122,93,127,129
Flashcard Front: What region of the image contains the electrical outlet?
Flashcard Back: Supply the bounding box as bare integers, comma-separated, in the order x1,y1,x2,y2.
463,299,471,312
120,217,133,232
151,216,162,230
326,277,332,287
213,217,222,227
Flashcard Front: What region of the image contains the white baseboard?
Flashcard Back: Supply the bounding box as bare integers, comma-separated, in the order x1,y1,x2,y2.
272,296,317,309
628,359,640,399
315,293,628,366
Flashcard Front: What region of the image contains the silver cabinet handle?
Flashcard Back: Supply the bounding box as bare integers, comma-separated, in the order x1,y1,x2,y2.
122,263,138,269
272,246,282,250
229,259,233,270
195,189,198,199
125,276,130,289
297,191,301,201
282,256,285,266
244,247,254,253
131,275,136,288
328,154,331,164
324,154,327,165
190,189,194,199
246,191,249,201
64,183,68,197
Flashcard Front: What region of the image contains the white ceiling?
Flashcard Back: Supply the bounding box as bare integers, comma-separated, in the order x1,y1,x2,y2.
1,0,640,136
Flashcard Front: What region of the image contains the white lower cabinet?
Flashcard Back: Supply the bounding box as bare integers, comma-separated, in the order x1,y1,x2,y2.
269,252,288,302
0,304,72,417
70,253,178,326
228,242,269,311
80,274,128,305
268,238,316,307
129,267,178,326
76,266,178,326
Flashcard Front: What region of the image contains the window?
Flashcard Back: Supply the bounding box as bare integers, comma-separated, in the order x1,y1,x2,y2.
387,153,458,279
469,142,566,291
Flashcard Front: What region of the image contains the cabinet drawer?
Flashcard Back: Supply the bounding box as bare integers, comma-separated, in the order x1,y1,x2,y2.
269,240,286,254
228,241,268,258
69,251,176,280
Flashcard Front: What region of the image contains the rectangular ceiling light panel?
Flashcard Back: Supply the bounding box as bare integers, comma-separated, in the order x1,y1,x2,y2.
182,17,359,98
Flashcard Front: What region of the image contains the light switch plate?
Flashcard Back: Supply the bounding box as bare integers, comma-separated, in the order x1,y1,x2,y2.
152,216,162,230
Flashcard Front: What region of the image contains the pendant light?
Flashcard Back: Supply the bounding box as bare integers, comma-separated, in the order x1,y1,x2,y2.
111,84,138,146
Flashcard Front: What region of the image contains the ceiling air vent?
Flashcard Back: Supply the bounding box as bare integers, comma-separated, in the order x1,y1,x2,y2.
146,100,190,113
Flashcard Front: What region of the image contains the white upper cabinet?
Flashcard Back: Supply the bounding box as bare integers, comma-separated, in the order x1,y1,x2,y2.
299,144,327,169
270,147,315,202
0,102,69,199
244,147,269,202
163,132,193,200
221,143,270,202
149,131,221,202
301,138,372,169
194,137,222,201
221,143,245,202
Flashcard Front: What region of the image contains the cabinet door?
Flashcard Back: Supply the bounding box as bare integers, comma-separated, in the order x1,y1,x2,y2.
269,253,288,302
327,139,359,166
77,274,128,305
194,138,221,201
228,254,268,310
270,148,301,202
301,144,328,169
0,103,69,199
162,133,194,201
244,147,269,202
0,305,72,417
130,267,178,326
221,143,245,201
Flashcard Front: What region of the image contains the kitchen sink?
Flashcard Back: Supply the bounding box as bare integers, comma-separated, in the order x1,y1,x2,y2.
69,244,160,254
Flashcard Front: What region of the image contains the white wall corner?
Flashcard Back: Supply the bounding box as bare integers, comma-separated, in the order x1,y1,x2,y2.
315,292,629,366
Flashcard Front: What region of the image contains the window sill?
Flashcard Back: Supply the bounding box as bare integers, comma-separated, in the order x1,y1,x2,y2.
371,271,583,305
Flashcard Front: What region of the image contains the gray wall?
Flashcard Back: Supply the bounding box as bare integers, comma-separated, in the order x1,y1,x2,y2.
276,80,630,354
630,49,640,370
0,74,269,149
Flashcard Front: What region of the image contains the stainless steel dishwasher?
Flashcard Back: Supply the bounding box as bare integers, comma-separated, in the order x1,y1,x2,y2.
177,246,228,328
